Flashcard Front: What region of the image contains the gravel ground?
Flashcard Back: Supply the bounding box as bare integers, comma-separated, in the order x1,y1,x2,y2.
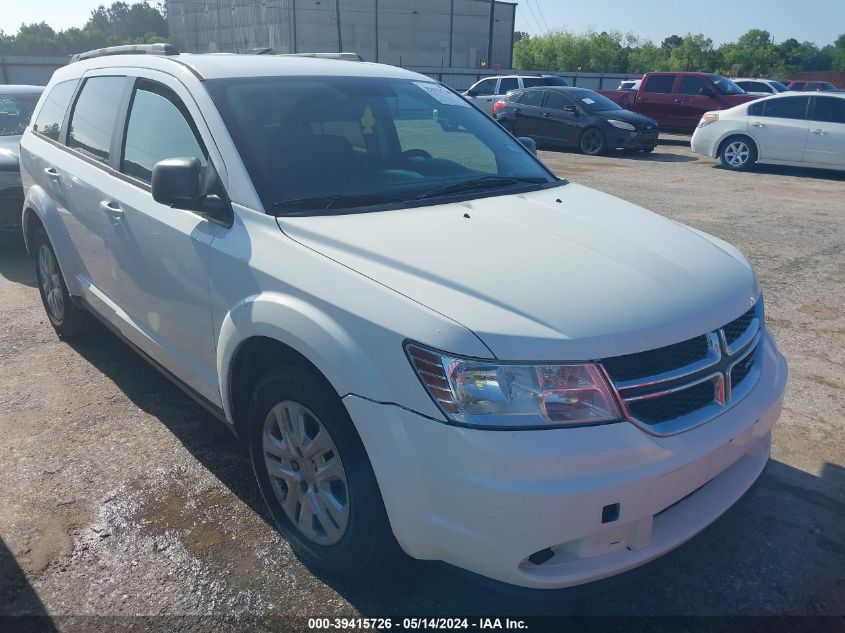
1,138,843,624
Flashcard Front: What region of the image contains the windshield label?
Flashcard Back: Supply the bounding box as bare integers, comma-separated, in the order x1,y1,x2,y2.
414,82,471,107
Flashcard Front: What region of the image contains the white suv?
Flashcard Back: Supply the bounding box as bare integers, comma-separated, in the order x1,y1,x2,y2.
20,44,787,590
463,74,568,113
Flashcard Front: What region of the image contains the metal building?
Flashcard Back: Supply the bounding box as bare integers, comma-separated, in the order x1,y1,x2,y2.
165,0,517,69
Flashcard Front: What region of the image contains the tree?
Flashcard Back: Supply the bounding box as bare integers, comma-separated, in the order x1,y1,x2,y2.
513,31,530,43
667,34,719,72
628,41,668,73
723,29,774,77
661,35,684,53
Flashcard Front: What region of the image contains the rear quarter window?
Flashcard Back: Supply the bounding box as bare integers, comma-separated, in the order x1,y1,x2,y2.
33,80,78,141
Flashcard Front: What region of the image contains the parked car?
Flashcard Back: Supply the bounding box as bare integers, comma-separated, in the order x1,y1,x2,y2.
804,81,843,92
733,78,789,96
21,44,787,591
0,85,44,236
617,79,642,91
691,92,845,171
463,74,568,113
785,80,807,91
494,87,659,155
598,72,759,134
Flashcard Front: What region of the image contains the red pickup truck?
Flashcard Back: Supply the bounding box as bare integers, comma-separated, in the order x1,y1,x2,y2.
598,72,759,134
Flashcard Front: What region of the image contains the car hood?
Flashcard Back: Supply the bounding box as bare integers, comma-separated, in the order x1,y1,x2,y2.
597,108,657,129
276,184,759,361
0,136,21,170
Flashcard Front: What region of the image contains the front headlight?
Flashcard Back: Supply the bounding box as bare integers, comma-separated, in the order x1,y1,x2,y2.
607,119,635,131
698,112,719,128
405,343,622,429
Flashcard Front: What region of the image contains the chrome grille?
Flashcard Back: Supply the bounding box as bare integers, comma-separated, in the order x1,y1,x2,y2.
601,303,763,435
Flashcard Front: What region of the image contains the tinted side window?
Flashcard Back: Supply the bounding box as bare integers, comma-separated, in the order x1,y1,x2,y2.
473,79,496,96
678,76,708,96
68,77,126,162
498,78,518,93
644,75,676,94
33,80,78,141
521,77,544,88
520,90,544,107
121,84,207,184
545,91,571,111
748,101,765,116
763,96,810,120
811,97,845,124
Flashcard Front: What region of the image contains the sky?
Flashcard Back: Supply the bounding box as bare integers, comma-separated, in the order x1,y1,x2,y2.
0,0,842,47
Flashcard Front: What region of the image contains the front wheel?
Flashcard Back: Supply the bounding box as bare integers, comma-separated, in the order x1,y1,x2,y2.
580,128,607,155
719,136,757,171
248,365,402,576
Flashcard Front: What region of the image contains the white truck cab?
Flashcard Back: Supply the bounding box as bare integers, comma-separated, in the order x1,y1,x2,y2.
19,44,787,590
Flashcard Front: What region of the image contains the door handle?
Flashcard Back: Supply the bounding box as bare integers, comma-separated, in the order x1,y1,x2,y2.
100,200,124,221
811,128,824,135
44,167,61,179
543,112,551,118
752,122,765,128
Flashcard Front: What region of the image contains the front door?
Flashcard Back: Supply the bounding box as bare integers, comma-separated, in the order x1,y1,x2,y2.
635,74,678,128
94,73,223,403
749,96,811,162
539,91,582,146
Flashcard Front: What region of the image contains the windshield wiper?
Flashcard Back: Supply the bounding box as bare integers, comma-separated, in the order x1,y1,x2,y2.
272,193,405,215
414,175,549,200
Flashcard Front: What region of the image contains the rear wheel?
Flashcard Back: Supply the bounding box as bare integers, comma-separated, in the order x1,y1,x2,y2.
248,365,402,576
719,136,757,171
32,228,89,339
580,128,607,155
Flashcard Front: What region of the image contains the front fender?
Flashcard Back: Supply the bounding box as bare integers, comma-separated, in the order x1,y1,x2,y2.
217,291,395,425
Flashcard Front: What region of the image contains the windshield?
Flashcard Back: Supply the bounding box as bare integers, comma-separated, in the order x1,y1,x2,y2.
710,76,745,95
567,90,623,112
0,92,41,136
206,76,557,214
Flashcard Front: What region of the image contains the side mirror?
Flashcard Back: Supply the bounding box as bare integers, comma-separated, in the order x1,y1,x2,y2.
517,136,537,156
564,105,578,114
699,87,716,97
152,157,202,208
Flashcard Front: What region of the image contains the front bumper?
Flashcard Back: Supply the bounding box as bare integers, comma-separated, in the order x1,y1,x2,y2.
345,331,787,589
608,128,659,150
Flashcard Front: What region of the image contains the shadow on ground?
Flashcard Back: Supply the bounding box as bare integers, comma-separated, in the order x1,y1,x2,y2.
0,237,37,289
711,162,845,182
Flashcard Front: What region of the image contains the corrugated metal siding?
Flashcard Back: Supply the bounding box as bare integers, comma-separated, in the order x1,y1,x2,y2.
166,0,515,67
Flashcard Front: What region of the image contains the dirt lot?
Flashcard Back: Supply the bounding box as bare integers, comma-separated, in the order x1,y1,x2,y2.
1,139,844,622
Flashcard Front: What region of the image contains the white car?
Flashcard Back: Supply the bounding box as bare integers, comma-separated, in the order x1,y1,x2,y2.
20,44,787,590
692,92,845,172
463,74,568,113
733,78,789,96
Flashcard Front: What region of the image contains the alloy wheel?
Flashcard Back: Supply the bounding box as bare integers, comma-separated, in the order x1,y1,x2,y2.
581,130,604,154
724,141,751,168
262,400,350,545
38,244,64,323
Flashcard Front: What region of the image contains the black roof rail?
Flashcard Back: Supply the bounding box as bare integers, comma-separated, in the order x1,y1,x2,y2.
71,43,179,63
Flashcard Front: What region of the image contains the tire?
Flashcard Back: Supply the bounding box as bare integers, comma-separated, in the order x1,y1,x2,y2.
248,365,402,577
32,228,89,339
580,128,607,155
719,136,757,171
642,146,656,153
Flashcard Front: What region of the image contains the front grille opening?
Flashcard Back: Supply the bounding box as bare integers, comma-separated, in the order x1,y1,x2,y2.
723,306,756,346
602,335,710,383
731,347,758,388
627,380,716,425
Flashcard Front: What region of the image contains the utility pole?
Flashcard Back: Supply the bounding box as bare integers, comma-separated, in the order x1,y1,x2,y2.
335,0,343,52
486,0,495,69
292,0,298,53
374,0,379,62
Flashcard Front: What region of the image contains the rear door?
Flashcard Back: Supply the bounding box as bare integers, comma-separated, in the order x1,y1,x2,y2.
804,96,845,167
49,73,132,304
539,91,581,146
747,95,811,162
636,75,678,127
510,89,546,138
674,75,715,130
95,71,225,402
